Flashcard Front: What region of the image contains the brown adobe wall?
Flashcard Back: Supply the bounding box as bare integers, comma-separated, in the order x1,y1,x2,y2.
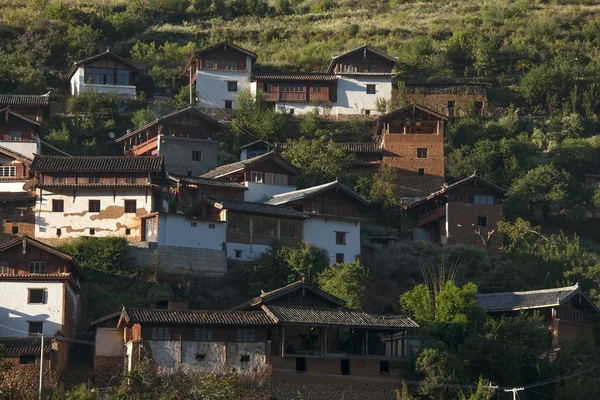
0,358,59,398
446,203,505,252
0,219,35,238
392,90,487,117
93,355,124,387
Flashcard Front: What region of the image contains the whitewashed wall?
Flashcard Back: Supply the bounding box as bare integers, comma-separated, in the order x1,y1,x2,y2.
0,281,68,337
156,214,225,250
195,57,252,109
146,340,266,375
0,181,27,192
226,243,271,261
303,217,361,264
35,188,153,239
244,181,296,202
70,67,136,96
0,141,39,159
95,327,124,357
333,76,392,115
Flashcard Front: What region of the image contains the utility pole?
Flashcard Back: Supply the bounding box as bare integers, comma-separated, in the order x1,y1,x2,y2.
38,333,44,400
504,387,524,400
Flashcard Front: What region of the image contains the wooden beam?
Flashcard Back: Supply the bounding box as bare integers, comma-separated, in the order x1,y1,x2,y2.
281,326,285,359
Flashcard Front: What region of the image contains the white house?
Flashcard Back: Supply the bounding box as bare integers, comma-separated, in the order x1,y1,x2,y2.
30,155,165,240
184,42,258,110
68,50,140,97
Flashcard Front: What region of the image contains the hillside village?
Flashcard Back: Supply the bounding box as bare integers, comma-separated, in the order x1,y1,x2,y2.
1,1,600,399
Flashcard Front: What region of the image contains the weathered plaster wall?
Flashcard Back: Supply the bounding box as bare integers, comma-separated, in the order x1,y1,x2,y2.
0,180,28,192
94,327,125,386
156,214,225,250
0,141,39,159
303,217,360,264
226,242,271,262
0,281,66,337
334,76,392,115
35,188,152,239
157,136,218,176
195,57,252,109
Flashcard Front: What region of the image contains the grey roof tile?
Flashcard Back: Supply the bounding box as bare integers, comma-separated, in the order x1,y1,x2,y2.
31,155,164,172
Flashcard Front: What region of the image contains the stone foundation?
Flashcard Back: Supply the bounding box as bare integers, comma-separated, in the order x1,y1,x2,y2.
0,358,59,399
93,355,124,387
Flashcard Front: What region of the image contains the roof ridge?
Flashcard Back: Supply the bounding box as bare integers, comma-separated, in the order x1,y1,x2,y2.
477,284,579,297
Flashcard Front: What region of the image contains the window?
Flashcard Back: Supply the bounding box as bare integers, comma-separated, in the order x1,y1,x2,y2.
282,84,305,92
280,220,302,239
340,359,350,375
28,321,43,336
265,83,274,92
116,69,129,86
11,226,18,235
208,223,215,229
0,166,16,177
366,85,376,94
227,81,238,92
226,61,237,71
0,262,8,274
89,228,95,235
224,100,233,109
52,199,64,212
88,177,100,184
9,131,22,141
28,289,46,304
264,173,288,186
336,232,347,245
191,222,198,228
29,262,46,274
289,108,294,114
237,328,255,342
336,253,345,263
56,228,62,236
254,217,277,237
474,101,483,110
125,228,131,235
364,109,370,115
124,200,137,213
296,357,306,372
151,327,170,340
312,84,321,92
477,216,488,228
417,148,428,159
380,360,389,375
196,354,206,361
52,176,65,184
89,200,100,212
85,68,115,85
235,250,242,259
19,355,36,365
228,215,250,233
195,328,213,341
472,195,494,205
240,355,250,362
418,168,425,176
125,177,137,184
573,310,580,323
250,171,263,183
448,100,455,117
192,151,202,162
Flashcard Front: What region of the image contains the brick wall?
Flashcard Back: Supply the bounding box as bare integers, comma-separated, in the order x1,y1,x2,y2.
447,203,505,252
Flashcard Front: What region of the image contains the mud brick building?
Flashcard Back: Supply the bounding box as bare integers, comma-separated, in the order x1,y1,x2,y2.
477,284,598,347
402,174,506,251
395,81,489,117
375,104,447,197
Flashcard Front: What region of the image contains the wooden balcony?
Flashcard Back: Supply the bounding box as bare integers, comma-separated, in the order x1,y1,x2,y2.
417,207,445,227
280,92,308,102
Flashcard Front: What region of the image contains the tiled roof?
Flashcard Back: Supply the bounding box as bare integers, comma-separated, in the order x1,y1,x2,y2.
168,174,247,190
67,50,140,80
327,45,398,73
252,73,337,82
265,181,369,207
232,280,345,311
0,191,36,201
206,197,307,219
0,108,41,126
31,155,164,172
193,41,258,60
262,305,418,330
476,284,599,313
274,142,381,153
37,183,154,189
115,107,224,143
0,337,53,356
90,311,123,327
120,308,274,326
402,174,506,210
201,152,299,179
0,93,50,106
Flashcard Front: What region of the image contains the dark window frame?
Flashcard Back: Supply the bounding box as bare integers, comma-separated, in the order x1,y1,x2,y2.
52,199,64,212
417,148,428,159
366,84,376,94
28,289,46,304
477,216,488,228
227,81,238,92
88,200,101,213
124,200,137,213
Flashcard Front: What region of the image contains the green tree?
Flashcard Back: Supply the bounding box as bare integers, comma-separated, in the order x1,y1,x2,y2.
282,137,356,187
318,260,368,308
506,164,572,218
549,138,600,180
369,164,400,206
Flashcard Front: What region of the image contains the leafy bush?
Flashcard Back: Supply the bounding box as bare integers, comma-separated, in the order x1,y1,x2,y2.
56,237,131,276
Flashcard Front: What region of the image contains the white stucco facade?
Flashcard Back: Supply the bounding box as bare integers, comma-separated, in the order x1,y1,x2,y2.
95,327,124,357
226,243,271,262
195,56,252,109
333,76,392,115
35,188,153,239
244,181,297,203
0,141,39,160
0,180,27,192
70,67,136,97
0,281,74,337
303,217,361,264
156,214,225,250
145,340,266,375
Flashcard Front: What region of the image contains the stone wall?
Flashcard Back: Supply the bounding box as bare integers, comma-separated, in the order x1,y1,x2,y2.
127,243,227,275
0,357,59,399
93,355,124,387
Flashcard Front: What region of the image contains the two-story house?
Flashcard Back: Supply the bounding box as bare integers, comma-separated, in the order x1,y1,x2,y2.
0,108,42,160
68,50,140,97
0,93,50,123
265,180,369,264
402,174,506,251
114,107,224,176
0,145,35,239
184,41,258,110
31,155,165,240
0,236,86,390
